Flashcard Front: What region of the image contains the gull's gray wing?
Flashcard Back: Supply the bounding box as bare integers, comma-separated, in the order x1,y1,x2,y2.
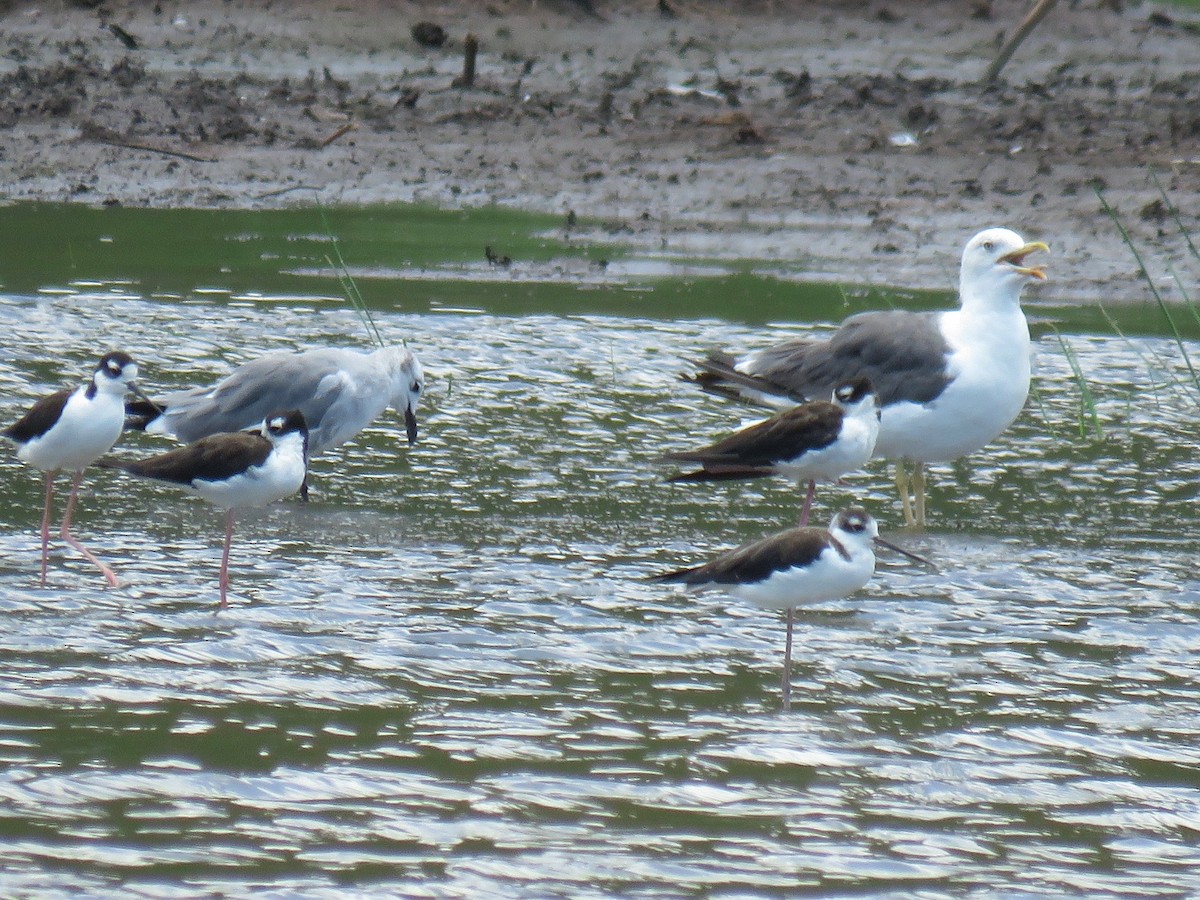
742,311,952,407
161,352,349,446
692,310,951,408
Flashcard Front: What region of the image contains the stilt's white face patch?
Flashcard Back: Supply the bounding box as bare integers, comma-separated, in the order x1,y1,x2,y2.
268,415,286,432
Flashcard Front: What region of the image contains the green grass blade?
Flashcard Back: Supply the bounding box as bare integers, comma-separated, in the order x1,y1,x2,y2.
317,204,386,349
1097,187,1200,399
1152,171,1200,265
1052,328,1103,440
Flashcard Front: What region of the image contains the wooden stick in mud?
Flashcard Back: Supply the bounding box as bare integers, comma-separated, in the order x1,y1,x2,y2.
983,0,1061,84
82,125,214,163
318,122,357,148
454,34,478,89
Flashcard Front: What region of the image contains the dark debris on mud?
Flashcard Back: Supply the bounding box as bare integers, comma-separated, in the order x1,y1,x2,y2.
1,0,1198,299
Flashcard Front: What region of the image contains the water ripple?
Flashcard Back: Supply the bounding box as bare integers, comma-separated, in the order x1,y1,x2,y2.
1,289,1199,894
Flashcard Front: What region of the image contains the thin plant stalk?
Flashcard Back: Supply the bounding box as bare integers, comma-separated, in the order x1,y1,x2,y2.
1027,375,1063,440
317,205,386,349
1052,329,1102,439
1152,172,1200,265
1096,188,1199,395
1094,301,1195,406
1149,174,1200,333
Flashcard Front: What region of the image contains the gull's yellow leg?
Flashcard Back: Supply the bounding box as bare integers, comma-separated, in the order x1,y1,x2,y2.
895,460,915,527
912,461,927,528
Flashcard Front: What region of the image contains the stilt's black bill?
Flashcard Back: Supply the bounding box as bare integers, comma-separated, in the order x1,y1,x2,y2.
128,382,164,414
875,537,936,570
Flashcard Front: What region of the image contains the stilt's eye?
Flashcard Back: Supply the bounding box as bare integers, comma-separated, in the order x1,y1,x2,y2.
411,381,422,394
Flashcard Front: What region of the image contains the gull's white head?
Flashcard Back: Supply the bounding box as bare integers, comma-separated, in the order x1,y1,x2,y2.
381,346,425,445
959,227,1048,308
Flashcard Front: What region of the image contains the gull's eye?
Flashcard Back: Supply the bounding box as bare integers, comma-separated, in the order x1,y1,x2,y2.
983,240,994,252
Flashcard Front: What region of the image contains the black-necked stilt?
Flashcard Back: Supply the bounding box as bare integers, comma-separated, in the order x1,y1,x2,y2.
650,507,930,711
664,375,880,526
105,410,309,608
3,351,153,588
688,228,1048,527
125,345,423,488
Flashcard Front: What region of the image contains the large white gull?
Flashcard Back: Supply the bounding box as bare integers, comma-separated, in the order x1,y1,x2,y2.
688,227,1048,527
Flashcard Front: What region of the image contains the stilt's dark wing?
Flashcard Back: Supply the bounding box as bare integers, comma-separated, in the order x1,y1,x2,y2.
2,389,73,444
649,528,830,586
117,432,272,485
664,402,843,470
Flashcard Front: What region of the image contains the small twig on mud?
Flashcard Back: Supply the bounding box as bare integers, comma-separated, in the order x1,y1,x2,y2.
453,34,478,89
252,184,323,200
108,23,139,50
81,124,214,163
982,0,1060,83
318,122,358,148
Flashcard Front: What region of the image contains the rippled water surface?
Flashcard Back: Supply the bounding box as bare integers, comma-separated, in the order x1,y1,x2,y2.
1,205,1199,896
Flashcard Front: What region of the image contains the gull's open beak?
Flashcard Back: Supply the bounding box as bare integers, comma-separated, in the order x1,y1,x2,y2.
128,381,164,414
875,536,937,571
404,405,419,445
999,241,1049,280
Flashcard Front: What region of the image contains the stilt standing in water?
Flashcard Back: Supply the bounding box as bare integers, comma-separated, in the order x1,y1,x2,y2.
3,351,154,587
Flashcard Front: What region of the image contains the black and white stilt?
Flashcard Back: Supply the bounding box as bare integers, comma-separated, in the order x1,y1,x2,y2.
105,410,309,608
664,376,879,526
649,508,929,711
3,351,153,587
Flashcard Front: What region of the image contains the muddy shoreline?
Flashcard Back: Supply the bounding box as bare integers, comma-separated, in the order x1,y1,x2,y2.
2,0,1198,302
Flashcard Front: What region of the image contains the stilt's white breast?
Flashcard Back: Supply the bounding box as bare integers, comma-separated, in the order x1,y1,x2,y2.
780,404,879,482
18,388,126,472
733,544,876,611
191,432,308,510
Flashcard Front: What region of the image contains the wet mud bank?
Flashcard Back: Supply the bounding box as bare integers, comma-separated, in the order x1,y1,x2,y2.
2,0,1199,302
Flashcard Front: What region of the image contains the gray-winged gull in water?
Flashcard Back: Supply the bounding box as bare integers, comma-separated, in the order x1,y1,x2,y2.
127,345,423,496
686,227,1048,527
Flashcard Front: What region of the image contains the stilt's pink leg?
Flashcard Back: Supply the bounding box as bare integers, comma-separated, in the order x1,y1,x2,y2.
782,607,794,713
798,480,816,527
218,509,235,609
39,472,55,587
60,470,119,588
